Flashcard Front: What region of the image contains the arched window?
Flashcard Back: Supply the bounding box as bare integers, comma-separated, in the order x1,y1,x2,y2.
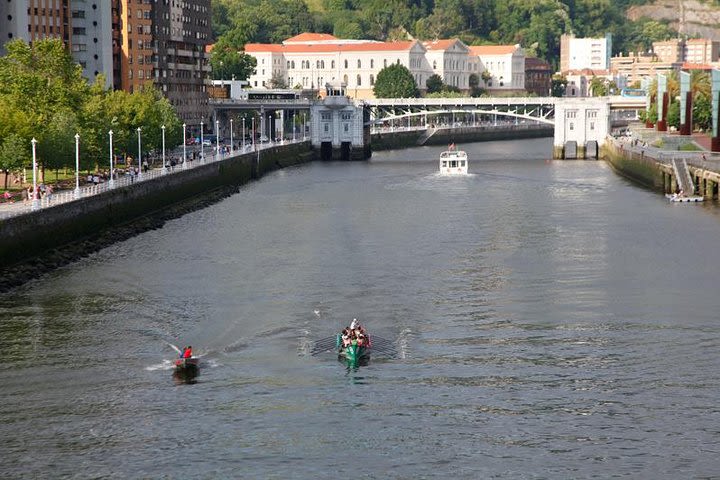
433,60,436,69
287,61,290,68
344,59,348,69
370,59,374,68
357,59,361,68
384,59,387,68
357,74,361,86
331,60,335,69
321,60,325,69
316,60,320,68
343,74,348,84
370,74,374,85
291,61,295,69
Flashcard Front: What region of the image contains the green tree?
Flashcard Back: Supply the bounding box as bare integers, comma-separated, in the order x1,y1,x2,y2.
373,63,419,98
270,70,288,88
210,37,257,81
0,133,28,189
551,73,567,97
693,95,712,132
426,74,444,93
666,100,680,130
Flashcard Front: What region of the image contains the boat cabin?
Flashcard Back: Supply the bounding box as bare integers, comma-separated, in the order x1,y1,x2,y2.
439,150,468,175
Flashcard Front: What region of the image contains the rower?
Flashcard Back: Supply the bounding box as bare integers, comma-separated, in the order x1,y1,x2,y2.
182,346,193,358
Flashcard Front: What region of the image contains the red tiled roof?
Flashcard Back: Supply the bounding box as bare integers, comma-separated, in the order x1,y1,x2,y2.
681,63,715,70
422,39,459,51
245,41,417,54
469,45,518,55
284,33,339,43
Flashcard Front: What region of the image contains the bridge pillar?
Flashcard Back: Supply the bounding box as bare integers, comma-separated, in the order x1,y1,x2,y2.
554,98,610,159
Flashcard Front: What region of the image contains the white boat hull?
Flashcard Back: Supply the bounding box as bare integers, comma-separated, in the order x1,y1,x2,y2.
439,150,468,175
665,194,703,203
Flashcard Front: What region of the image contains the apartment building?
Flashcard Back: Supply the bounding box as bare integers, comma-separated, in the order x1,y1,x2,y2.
245,33,525,99
653,38,719,64
113,0,211,125
560,33,612,72
0,0,113,87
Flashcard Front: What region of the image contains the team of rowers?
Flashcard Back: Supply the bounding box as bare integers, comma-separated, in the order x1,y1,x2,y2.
340,318,371,348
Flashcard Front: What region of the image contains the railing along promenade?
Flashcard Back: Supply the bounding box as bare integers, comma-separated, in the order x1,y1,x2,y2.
0,139,305,221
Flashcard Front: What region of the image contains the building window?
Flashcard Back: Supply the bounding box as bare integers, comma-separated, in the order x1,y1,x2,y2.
370,59,374,68
331,60,335,68
344,59,348,69
357,59,361,68
370,74,374,85
356,75,361,86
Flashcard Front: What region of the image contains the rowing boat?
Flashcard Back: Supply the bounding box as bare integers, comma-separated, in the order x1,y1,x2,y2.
337,334,371,366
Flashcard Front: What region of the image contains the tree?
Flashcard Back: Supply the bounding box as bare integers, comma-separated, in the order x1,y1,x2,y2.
0,134,27,189
373,63,419,98
269,70,288,89
426,74,444,94
551,73,567,97
210,38,257,81
666,100,680,130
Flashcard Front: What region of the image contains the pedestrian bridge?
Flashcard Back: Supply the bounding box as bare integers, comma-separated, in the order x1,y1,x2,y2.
363,96,646,159
210,95,646,159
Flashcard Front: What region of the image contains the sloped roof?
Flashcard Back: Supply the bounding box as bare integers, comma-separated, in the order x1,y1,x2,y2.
469,45,519,55
422,39,461,51
245,41,418,54
284,33,339,44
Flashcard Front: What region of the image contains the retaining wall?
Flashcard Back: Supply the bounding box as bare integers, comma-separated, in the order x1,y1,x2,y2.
0,142,313,278
371,125,553,151
602,141,665,190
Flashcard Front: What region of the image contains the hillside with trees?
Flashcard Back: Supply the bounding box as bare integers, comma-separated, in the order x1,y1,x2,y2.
211,0,689,68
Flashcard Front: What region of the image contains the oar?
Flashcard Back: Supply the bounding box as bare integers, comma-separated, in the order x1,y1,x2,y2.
168,342,182,354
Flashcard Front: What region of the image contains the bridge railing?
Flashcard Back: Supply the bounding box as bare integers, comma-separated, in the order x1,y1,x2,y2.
0,138,308,221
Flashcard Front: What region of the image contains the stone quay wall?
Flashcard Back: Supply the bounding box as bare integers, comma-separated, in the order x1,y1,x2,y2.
602,139,665,190
371,124,553,151
0,142,313,289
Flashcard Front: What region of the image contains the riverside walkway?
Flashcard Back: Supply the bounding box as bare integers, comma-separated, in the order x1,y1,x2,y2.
0,139,303,221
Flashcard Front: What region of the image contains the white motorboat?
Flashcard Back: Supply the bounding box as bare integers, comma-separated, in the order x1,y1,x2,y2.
439,149,468,175
665,193,703,203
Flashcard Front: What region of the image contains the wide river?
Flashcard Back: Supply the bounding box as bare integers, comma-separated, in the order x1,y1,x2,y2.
2,138,719,478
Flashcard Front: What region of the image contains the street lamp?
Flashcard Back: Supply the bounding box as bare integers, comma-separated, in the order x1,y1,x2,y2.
108,130,115,188
137,127,142,178
200,120,204,163
74,133,81,199
230,118,234,153
182,123,187,168
215,119,220,158
161,125,166,172
242,118,246,150
252,117,256,151
31,138,39,210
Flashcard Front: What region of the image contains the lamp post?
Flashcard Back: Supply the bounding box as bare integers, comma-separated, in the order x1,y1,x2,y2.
292,111,296,142
182,123,187,168
161,124,166,172
200,120,204,163
215,119,220,158
31,138,39,210
137,127,142,178
242,118,246,150
252,117,255,151
74,133,81,199
230,118,234,153
108,130,115,188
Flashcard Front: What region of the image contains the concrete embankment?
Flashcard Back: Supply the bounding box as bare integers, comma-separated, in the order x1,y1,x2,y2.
371,124,553,151
602,140,665,190
0,142,313,292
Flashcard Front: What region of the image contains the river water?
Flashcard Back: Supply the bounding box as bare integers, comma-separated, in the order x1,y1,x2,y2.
2,138,720,478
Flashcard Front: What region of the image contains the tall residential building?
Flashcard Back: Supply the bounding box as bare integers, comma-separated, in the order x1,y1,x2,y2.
560,33,612,73
0,0,113,88
653,38,719,64
113,0,211,126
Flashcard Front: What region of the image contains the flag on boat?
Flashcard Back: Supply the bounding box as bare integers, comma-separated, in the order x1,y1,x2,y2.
448,143,455,150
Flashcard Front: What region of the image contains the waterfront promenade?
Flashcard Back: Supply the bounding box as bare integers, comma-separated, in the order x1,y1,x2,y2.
0,139,298,221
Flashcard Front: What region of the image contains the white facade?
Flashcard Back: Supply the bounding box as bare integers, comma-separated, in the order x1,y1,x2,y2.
469,45,525,91
310,82,365,160
0,0,29,52
561,34,612,72
244,34,525,98
70,2,113,88
0,1,112,87
553,97,610,158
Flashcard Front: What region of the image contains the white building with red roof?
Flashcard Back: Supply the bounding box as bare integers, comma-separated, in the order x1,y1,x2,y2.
244,33,525,98
468,44,525,92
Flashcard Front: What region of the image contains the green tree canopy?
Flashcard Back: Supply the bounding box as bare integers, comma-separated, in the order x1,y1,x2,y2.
210,37,257,81
373,63,419,98
426,74,444,93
